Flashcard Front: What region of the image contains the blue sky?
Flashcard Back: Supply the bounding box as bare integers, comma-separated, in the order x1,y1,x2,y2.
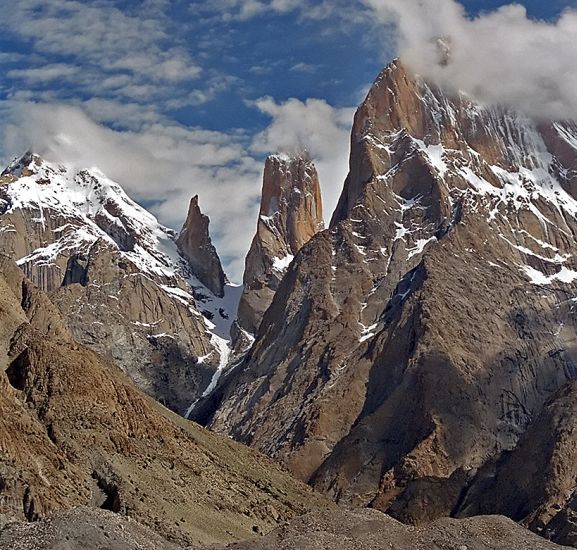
1,1,567,137
0,0,575,279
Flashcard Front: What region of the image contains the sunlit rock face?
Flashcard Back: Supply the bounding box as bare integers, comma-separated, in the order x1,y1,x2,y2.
236,152,324,335
0,153,237,415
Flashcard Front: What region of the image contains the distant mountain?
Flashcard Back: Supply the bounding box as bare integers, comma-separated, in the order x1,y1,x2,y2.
204,60,577,545
0,152,240,415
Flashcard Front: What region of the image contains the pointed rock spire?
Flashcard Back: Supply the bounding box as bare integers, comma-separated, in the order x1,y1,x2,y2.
176,195,226,297
237,152,324,334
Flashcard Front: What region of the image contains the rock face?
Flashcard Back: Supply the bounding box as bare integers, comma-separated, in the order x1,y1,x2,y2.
176,195,226,298
0,256,330,545
206,60,577,543
236,153,324,335
456,378,577,546
0,154,237,415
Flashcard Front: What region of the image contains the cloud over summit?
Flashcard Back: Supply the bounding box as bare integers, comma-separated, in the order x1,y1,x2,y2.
365,0,577,120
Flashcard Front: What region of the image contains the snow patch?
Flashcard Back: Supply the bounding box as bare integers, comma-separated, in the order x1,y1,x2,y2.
521,265,577,285
414,139,449,176
407,237,437,259
272,254,294,272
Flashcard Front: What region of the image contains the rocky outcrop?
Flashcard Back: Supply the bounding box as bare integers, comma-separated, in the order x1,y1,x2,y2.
206,59,577,543
0,256,330,545
0,155,235,415
176,195,226,297
236,153,324,335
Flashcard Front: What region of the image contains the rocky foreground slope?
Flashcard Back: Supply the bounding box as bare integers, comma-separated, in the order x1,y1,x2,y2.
205,60,577,544
0,154,239,415
0,508,181,550
1,508,570,550
0,255,329,545
211,509,570,550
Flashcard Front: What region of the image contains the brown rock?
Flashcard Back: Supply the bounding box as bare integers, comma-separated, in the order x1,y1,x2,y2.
176,195,226,298
237,153,324,334
0,256,331,545
0,507,180,550
206,58,577,547
208,508,569,550
457,378,577,546
0,156,231,415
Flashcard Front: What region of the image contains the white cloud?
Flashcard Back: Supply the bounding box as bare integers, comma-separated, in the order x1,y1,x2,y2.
191,0,304,21
0,0,364,281
78,99,165,130
164,75,241,109
190,0,370,23
7,64,81,83
0,94,356,281
4,0,203,105
290,62,317,73
364,0,577,120
252,97,354,221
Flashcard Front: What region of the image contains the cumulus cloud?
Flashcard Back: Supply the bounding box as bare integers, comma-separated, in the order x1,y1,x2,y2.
364,0,577,120
252,97,354,219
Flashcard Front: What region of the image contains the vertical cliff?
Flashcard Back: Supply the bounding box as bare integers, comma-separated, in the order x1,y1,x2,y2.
176,195,226,298
237,153,324,334
207,60,577,546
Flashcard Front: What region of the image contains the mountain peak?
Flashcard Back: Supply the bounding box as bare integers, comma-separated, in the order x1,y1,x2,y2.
210,57,577,543
236,153,324,335
259,153,322,235
268,149,312,164
176,195,226,298
0,155,241,414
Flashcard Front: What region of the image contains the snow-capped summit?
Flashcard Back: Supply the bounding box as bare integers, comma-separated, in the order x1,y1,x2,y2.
0,152,240,415
1,152,184,280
